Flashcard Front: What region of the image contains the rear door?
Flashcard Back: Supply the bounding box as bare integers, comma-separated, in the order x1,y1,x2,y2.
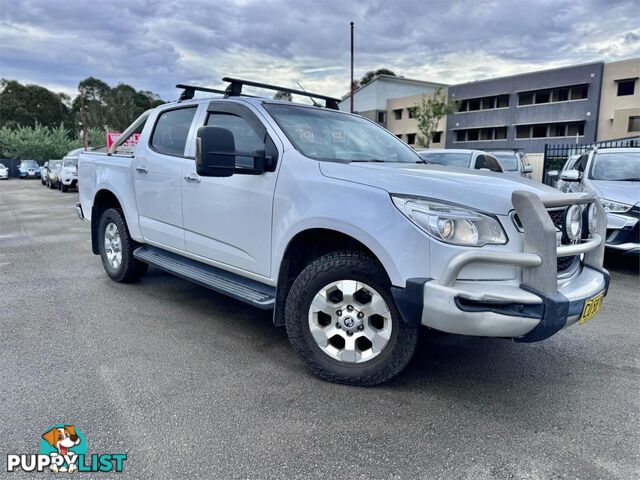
181,101,281,277
133,105,199,251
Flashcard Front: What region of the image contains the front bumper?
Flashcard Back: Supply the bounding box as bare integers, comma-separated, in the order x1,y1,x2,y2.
392,191,609,342
605,212,639,254
61,176,78,186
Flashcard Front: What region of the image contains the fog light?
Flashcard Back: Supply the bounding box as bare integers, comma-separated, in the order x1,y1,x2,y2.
563,205,582,242
584,203,598,235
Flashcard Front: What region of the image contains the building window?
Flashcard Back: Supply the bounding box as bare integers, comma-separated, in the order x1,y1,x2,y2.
514,121,585,139
567,122,584,137
377,111,386,123
516,126,530,138
453,126,508,142
406,133,416,145
497,95,509,108
432,131,442,143
628,116,640,132
618,80,636,96
393,109,403,120
395,134,403,140
519,84,588,106
532,124,548,137
456,94,509,112
570,84,588,100
408,108,415,119
534,90,551,104
518,92,534,106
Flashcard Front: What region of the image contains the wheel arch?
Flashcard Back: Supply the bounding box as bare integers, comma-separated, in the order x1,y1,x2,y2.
91,189,125,255
272,227,397,326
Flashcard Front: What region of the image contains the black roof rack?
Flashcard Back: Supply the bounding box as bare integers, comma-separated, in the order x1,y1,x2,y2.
222,77,340,109
175,78,340,109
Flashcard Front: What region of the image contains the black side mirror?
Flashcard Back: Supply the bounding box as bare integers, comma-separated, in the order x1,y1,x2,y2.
196,126,268,177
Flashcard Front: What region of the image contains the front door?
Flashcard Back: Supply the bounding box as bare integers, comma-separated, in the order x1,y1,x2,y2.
133,105,198,251
181,103,280,277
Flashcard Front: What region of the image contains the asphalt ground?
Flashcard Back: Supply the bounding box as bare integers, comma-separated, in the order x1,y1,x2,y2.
1,179,638,479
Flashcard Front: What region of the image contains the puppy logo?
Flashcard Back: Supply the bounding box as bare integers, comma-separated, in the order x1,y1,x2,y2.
39,425,85,473
42,426,80,457
6,424,126,473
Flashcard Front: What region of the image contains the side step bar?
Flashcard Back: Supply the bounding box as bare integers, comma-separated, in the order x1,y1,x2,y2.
133,246,276,309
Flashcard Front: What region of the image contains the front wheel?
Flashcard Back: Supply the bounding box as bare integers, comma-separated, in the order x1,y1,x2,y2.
61,184,69,192
285,252,418,386
98,208,148,283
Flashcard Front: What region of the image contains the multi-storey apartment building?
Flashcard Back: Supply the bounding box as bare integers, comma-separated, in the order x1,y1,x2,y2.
444,62,605,152
597,58,640,141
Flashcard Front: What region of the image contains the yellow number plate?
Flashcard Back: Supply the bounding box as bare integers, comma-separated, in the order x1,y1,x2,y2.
579,292,604,324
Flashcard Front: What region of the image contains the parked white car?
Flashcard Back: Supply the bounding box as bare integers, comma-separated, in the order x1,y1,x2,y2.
77,79,610,385
549,147,639,254
0,163,8,179
485,150,533,178
417,149,503,173
59,150,82,192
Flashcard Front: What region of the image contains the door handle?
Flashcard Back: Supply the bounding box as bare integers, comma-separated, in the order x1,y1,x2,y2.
184,174,201,183
135,166,149,174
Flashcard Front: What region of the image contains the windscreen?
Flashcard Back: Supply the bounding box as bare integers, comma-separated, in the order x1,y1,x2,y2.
264,103,421,163
489,153,519,171
21,160,38,168
63,158,78,168
590,152,640,181
419,152,472,168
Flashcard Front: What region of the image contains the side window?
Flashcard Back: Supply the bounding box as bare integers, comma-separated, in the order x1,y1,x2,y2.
474,154,489,170
575,154,589,173
206,113,265,168
484,155,502,172
150,107,197,157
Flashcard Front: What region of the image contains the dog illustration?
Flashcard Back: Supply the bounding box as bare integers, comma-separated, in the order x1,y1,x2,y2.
42,426,80,473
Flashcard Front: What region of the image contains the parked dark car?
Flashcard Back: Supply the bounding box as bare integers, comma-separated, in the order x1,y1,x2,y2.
18,160,41,179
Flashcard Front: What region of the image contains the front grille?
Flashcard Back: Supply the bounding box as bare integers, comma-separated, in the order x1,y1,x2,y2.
512,206,577,275
557,255,578,273
512,207,567,234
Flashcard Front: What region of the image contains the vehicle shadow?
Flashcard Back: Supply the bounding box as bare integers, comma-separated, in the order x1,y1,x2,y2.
604,252,639,275
137,266,619,398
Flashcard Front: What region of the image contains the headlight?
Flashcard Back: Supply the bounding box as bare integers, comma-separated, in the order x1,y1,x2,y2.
601,199,632,214
391,195,507,246
563,205,582,242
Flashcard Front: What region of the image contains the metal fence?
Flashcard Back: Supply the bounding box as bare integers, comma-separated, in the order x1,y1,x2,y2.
542,138,639,185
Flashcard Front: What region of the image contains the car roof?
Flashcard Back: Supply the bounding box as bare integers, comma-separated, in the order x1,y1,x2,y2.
593,147,640,154
416,148,484,154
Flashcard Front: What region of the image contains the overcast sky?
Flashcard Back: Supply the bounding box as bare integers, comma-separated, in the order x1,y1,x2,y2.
1,0,639,101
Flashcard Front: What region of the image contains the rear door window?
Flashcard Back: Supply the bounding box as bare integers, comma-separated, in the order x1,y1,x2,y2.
150,107,197,157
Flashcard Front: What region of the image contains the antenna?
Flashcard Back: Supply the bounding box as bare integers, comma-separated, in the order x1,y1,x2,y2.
296,81,321,107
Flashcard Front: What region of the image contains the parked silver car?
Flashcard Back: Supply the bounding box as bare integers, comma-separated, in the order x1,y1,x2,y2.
549,147,639,254
416,149,503,173
485,150,533,178
0,163,8,179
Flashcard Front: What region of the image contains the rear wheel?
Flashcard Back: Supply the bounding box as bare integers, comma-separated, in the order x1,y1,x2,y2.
98,208,148,283
285,252,418,386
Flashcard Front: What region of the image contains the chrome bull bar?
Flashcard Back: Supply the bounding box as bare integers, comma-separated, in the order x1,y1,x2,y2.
439,191,606,293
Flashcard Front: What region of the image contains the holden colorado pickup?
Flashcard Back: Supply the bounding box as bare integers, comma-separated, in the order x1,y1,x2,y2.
77,78,610,386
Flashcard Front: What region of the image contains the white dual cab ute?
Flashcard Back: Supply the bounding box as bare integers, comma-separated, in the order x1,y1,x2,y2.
77,78,610,386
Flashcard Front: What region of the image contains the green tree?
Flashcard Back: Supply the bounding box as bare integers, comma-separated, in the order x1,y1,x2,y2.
0,124,81,161
0,80,72,129
356,68,396,88
410,87,459,148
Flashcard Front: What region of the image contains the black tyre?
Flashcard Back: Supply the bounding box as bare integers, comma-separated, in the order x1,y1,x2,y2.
61,184,69,192
285,251,418,386
98,208,148,283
